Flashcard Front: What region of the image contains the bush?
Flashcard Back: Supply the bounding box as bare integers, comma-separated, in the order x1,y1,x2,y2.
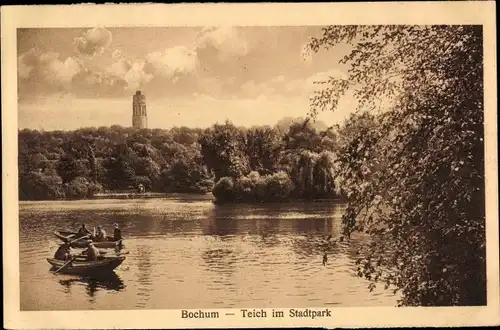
64,177,103,199
212,177,236,202
234,175,256,202
212,171,294,203
65,177,89,199
87,182,103,197
193,178,215,194
265,171,294,201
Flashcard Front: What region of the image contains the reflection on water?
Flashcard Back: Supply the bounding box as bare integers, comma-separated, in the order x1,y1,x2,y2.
58,272,126,298
19,196,399,310
135,245,153,308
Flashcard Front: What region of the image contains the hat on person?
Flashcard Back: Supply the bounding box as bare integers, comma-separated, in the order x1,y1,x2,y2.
114,223,119,228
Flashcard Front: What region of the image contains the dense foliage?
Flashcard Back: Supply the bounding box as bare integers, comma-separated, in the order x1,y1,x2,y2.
306,26,485,306
19,126,212,199
19,118,340,202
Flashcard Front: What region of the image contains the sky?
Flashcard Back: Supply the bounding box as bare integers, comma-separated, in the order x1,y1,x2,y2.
17,27,358,131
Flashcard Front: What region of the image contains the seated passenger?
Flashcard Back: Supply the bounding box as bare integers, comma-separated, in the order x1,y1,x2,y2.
95,226,107,242
77,223,91,237
113,223,122,241
85,242,100,261
54,243,72,261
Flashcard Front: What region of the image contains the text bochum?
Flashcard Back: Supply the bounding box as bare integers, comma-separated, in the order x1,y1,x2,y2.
181,308,332,319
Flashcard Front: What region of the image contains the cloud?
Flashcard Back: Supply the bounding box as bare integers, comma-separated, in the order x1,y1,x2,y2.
112,49,122,59
237,69,349,101
101,57,152,93
106,49,154,92
17,48,83,99
241,80,274,98
306,69,347,84
107,57,132,78
144,46,198,78
272,75,285,84
19,44,196,100
240,74,302,99
44,55,82,87
71,67,127,98
192,27,255,91
285,69,348,95
17,48,41,79
196,27,249,60
74,27,112,57
17,47,135,99
123,60,154,91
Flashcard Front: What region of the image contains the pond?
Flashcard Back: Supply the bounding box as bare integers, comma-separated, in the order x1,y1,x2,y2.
19,195,399,310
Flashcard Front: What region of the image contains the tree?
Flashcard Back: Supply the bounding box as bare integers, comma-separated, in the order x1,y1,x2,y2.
19,171,65,200
288,150,337,199
334,112,381,198
312,151,337,198
245,126,283,175
306,26,485,306
292,150,318,198
134,157,161,189
170,126,201,145
103,143,137,189
56,155,90,184
282,121,324,153
161,157,214,194
199,121,250,181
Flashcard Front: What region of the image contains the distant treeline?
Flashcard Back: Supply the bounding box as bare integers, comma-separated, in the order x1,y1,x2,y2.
19,116,355,202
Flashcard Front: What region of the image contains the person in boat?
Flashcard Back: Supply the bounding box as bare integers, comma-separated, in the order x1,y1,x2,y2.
95,225,107,242
54,243,72,261
77,223,91,237
113,223,122,241
85,242,100,261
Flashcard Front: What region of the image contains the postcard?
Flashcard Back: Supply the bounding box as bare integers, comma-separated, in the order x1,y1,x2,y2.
2,2,499,329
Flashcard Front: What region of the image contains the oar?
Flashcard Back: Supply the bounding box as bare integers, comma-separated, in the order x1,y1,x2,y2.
67,234,90,245
53,255,78,274
52,235,91,274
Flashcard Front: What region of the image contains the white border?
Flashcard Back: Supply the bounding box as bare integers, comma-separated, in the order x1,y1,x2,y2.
2,2,499,329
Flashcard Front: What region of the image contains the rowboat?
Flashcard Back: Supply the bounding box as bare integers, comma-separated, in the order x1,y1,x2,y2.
54,231,123,249
47,256,126,275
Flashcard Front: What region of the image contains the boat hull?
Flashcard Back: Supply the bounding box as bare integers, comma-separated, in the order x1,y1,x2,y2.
54,231,123,249
47,256,125,275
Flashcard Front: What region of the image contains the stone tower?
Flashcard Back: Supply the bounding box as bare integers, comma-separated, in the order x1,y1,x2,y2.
132,90,147,129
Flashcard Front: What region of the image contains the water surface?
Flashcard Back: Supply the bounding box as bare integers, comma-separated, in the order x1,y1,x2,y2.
19,195,399,310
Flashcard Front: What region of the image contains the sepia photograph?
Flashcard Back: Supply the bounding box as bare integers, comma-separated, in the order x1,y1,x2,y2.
2,2,499,329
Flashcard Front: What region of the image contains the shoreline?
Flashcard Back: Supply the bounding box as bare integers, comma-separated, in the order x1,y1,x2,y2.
92,192,178,199
212,197,343,205
19,192,344,204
